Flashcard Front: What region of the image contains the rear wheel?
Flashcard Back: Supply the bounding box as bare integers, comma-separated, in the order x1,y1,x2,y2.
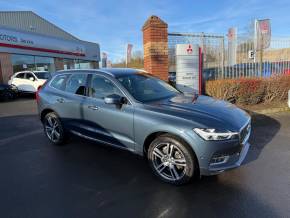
43,112,66,145
148,134,196,185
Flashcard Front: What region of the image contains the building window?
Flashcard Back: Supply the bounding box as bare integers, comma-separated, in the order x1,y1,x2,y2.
10,54,98,74
11,54,56,74
54,58,64,71
11,54,35,73
79,60,91,69
91,61,99,69
35,56,55,72
63,59,75,70
76,60,98,69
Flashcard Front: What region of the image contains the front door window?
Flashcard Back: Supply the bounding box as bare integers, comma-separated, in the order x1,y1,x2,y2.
89,75,122,99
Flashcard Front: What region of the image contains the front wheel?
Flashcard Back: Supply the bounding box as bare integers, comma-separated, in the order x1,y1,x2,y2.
148,134,197,185
43,112,66,145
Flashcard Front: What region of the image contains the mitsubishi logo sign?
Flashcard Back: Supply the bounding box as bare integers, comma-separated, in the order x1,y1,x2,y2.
186,44,193,54
175,44,202,95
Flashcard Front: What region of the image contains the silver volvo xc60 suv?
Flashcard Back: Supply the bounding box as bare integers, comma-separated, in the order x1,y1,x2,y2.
37,68,251,185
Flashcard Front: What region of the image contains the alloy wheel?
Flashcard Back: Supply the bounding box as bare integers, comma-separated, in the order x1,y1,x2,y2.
45,116,61,143
152,142,187,182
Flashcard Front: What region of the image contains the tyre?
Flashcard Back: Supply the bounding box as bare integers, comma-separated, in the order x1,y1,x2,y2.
10,85,18,99
2,91,13,101
43,112,66,145
148,134,197,185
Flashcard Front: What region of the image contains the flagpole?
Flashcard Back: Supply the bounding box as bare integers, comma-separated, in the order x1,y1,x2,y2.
125,44,127,68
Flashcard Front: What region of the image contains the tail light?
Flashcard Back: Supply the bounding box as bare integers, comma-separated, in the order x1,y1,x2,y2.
35,85,42,103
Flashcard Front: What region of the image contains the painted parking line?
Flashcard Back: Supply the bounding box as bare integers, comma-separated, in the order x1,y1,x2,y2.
0,129,43,146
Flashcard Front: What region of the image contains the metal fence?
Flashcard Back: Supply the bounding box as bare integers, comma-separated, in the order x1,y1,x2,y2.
225,36,290,79
168,32,290,80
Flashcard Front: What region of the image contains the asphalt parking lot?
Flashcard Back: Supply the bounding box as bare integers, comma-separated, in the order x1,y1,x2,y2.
0,98,289,218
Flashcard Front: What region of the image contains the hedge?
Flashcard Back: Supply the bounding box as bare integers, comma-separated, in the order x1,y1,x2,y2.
205,75,290,105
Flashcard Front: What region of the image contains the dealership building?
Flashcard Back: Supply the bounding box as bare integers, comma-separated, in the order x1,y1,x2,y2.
0,11,100,83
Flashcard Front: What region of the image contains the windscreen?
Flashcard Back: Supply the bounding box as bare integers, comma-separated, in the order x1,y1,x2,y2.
117,73,180,103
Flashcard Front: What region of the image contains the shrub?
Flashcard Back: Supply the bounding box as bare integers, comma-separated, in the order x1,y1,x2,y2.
263,75,290,103
205,75,290,105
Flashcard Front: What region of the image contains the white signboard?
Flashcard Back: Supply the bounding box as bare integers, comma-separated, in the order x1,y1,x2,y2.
175,44,200,94
0,27,85,56
248,50,255,59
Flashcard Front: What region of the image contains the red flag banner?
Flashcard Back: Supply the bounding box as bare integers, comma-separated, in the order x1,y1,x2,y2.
256,19,271,50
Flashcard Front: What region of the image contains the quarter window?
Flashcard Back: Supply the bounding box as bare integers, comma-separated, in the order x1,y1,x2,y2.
90,75,122,99
65,74,87,96
50,74,70,91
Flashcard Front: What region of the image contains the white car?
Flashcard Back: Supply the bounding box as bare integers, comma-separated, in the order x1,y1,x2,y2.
8,71,50,93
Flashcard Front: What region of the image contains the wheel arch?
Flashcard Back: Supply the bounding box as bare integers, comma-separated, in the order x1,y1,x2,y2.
143,130,200,175
40,108,58,123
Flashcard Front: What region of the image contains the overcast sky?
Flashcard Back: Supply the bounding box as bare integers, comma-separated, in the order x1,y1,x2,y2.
1,0,290,62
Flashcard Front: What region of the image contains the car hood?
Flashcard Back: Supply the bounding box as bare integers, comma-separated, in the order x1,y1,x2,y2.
145,94,250,132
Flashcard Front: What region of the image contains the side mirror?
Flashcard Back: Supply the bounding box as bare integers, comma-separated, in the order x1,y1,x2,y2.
104,94,126,105
29,77,35,81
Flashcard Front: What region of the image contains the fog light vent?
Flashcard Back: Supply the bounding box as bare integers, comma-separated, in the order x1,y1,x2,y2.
210,155,229,165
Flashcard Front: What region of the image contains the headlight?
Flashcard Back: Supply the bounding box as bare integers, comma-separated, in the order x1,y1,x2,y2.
193,128,238,141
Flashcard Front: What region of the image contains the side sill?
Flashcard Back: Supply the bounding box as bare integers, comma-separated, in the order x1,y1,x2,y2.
70,130,136,153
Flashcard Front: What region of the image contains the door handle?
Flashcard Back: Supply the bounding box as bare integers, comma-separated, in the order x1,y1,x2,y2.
88,105,99,111
56,98,64,103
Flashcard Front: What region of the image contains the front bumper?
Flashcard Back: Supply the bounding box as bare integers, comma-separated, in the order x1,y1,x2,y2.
186,120,251,176
200,141,250,175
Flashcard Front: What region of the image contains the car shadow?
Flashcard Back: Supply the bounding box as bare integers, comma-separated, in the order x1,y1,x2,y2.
52,136,280,218
243,111,281,164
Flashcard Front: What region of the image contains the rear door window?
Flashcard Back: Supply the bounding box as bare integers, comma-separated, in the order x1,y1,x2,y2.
50,74,70,91
65,74,87,96
15,73,25,79
25,73,36,81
